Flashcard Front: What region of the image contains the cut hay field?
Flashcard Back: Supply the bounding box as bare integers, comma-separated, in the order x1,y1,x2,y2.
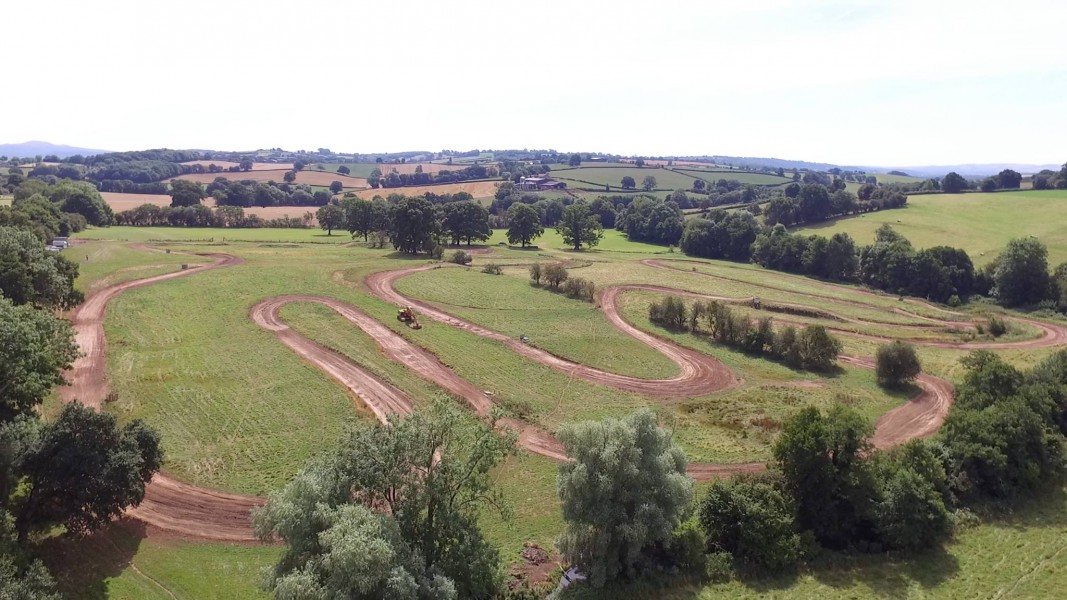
165,170,368,188
180,160,291,171
796,190,1067,266
1,195,13,206
99,192,321,221
51,231,1067,599
353,179,501,200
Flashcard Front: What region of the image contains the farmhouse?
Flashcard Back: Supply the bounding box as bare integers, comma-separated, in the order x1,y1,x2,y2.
517,177,567,191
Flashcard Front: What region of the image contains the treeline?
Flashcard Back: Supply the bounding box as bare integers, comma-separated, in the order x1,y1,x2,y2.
8,179,113,227
206,178,332,207
648,296,842,371
112,204,314,229
368,163,496,188
0,225,163,598
764,182,906,227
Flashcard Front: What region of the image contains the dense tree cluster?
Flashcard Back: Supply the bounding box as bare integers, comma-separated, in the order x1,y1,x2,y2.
12,179,112,226
858,225,982,303
615,196,684,245
648,295,842,371
254,401,514,599
752,226,859,281
369,164,497,189
679,210,760,261
764,184,904,227
206,178,331,208
0,235,163,597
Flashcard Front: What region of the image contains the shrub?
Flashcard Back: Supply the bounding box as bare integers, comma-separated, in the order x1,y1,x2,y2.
481,263,503,275
988,316,1007,337
561,277,595,302
795,325,842,371
543,263,568,289
875,341,922,387
948,294,961,307
529,262,542,285
698,474,803,569
649,296,688,330
703,552,734,583
429,244,444,260
450,250,471,265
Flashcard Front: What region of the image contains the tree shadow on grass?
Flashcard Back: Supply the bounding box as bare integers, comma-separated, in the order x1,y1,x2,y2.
800,546,960,599
34,517,147,600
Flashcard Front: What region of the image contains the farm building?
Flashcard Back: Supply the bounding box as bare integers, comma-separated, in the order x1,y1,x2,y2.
517,177,567,191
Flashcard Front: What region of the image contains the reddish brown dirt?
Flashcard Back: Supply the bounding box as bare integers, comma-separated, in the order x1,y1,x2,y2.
62,247,1059,542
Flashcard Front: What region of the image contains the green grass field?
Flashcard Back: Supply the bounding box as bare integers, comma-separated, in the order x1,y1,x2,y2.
550,167,701,191
566,485,1067,599
875,172,927,185
47,229,1067,598
672,169,792,186
796,190,1067,266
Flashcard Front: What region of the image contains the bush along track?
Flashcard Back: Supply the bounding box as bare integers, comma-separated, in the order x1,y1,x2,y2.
59,245,1067,540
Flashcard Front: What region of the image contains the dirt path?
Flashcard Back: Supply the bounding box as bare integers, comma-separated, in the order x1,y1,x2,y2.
58,247,1059,541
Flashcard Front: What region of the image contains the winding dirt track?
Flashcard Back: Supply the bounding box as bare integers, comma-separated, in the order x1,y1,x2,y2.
60,248,1062,541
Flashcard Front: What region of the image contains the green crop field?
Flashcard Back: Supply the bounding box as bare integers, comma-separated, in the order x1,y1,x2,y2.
795,190,1067,266
41,225,1066,598
671,169,792,186
313,162,382,177
874,172,927,184
550,166,701,191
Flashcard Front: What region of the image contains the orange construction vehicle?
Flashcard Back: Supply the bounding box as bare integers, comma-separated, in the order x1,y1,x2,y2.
397,306,422,329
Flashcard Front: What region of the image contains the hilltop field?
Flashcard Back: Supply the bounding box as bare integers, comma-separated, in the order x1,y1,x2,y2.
797,190,1067,266
36,206,1067,598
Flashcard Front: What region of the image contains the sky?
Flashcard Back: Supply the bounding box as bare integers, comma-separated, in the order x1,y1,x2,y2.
4,0,1066,167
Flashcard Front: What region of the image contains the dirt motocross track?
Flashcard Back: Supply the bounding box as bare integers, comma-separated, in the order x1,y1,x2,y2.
59,248,1063,541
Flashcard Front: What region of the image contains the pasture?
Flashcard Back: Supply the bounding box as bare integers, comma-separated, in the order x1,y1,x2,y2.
45,225,1067,598
550,166,701,191
796,190,1067,266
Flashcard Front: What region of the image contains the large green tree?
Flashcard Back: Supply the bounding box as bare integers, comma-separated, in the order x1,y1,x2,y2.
941,171,968,193
0,298,79,423
992,237,1052,306
254,402,514,599
875,341,922,387
505,203,543,247
772,406,877,549
555,202,603,251
0,226,83,310
316,203,345,236
698,474,803,569
13,403,163,544
390,196,438,254
169,179,205,207
344,197,390,242
439,201,490,246
557,410,693,587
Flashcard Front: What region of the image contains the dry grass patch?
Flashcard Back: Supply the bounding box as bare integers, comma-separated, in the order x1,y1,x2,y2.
354,180,500,200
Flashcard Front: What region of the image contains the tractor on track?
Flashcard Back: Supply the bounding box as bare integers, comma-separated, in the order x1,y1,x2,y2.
397,306,422,329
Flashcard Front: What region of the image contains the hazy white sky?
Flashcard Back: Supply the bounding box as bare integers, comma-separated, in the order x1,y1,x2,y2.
5,0,1066,166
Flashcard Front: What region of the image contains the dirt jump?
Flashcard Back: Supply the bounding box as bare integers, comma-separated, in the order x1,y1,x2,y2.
57,247,1058,541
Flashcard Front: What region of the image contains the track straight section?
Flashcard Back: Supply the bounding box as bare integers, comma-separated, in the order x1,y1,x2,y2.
65,247,1050,541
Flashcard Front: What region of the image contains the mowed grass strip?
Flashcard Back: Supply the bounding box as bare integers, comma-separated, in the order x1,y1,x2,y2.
485,228,671,253
796,190,1067,266
393,266,678,379
76,225,352,244
68,240,209,292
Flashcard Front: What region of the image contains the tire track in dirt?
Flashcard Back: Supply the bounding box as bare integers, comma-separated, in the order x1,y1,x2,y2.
63,248,1053,541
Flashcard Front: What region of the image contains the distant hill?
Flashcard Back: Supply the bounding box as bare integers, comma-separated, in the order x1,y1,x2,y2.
869,163,1063,178
668,155,839,171
0,141,110,159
